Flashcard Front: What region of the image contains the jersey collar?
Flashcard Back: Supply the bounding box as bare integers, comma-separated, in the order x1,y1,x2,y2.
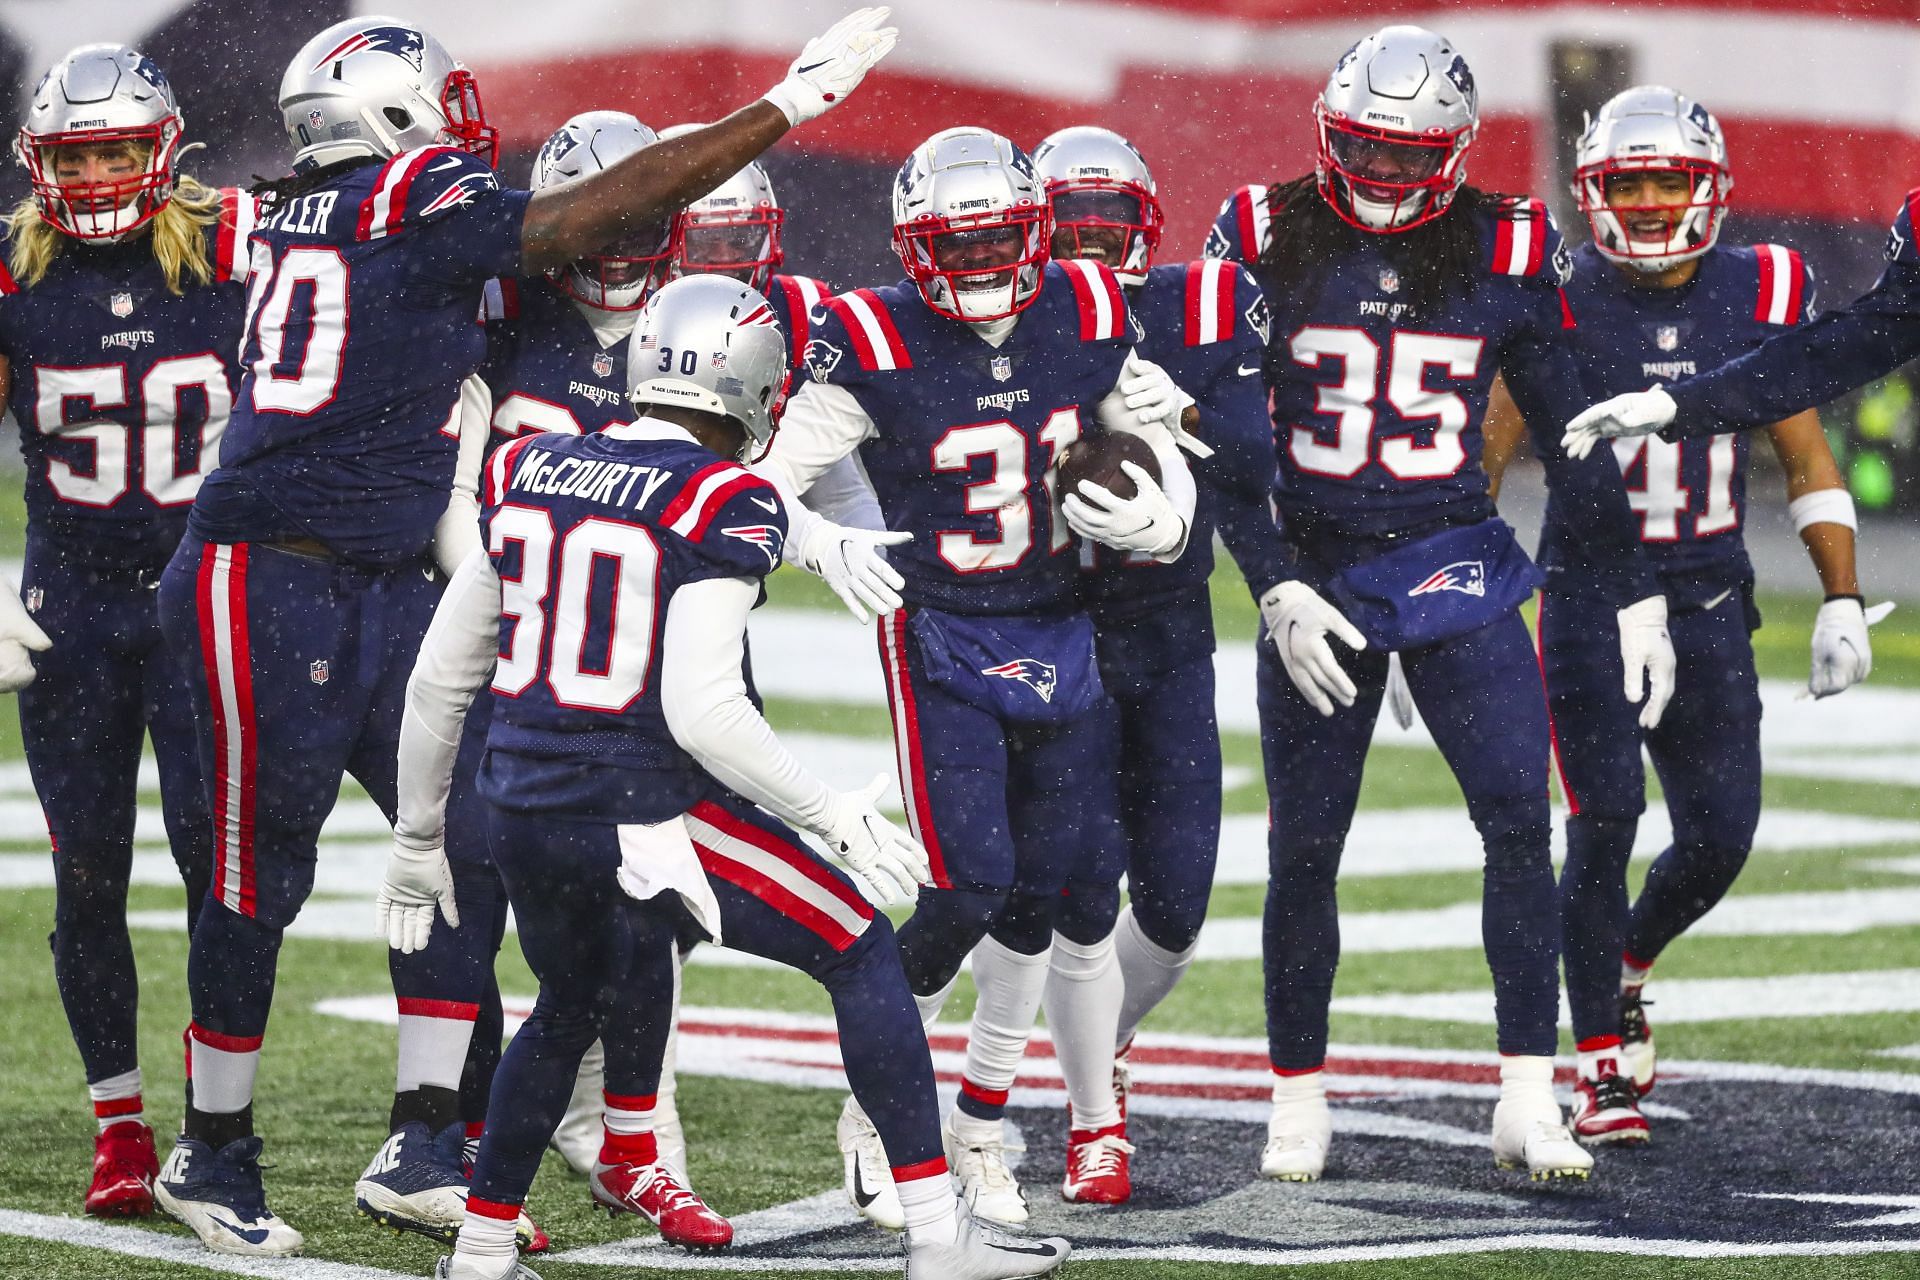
603,416,698,445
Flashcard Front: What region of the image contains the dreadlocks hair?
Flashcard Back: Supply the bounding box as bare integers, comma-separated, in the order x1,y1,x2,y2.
6,170,222,295
250,156,380,211
1253,175,1525,322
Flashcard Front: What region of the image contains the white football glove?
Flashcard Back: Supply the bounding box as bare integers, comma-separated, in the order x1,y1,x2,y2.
1617,595,1677,729
790,518,911,624
1259,581,1367,717
0,586,51,694
376,832,460,955
762,7,899,126
1809,598,1895,699
1063,461,1186,559
1115,352,1211,457
817,774,928,907
1384,652,1415,731
1562,387,1677,460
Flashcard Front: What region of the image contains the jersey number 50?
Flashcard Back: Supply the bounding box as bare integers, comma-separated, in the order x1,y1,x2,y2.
1289,327,1484,480
489,505,659,712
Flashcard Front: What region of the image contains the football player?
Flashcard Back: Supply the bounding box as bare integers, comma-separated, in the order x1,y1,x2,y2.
148,9,900,1256
395,273,1069,1280
1206,26,1673,1182
1481,86,1875,1142
0,44,246,1221
756,126,1199,1226
1030,125,1286,1203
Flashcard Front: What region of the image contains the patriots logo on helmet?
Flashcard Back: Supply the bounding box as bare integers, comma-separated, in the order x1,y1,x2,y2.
721,524,783,567
313,25,426,74
128,53,169,93
1688,100,1714,132
534,127,581,186
804,338,844,383
1444,54,1476,103
1408,560,1486,599
982,658,1058,703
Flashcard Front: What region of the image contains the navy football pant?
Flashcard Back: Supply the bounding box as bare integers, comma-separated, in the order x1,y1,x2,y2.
876,611,1104,988
158,542,440,1068
1259,611,1558,1070
1059,650,1221,951
1541,588,1763,1043
23,541,212,1085
470,791,944,1208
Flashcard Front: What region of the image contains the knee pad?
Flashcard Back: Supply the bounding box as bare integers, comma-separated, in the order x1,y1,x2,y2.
897,887,1008,995
988,891,1058,955
1052,880,1121,948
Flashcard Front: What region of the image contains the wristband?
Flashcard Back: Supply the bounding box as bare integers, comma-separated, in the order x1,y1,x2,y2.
1789,487,1857,534
1824,592,1865,605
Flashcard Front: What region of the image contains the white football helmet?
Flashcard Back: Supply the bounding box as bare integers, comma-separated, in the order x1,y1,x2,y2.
1314,25,1478,233
16,45,184,241
279,17,495,173
892,127,1050,322
1574,85,1732,273
531,111,674,311
659,123,785,293
628,274,789,457
1032,125,1163,286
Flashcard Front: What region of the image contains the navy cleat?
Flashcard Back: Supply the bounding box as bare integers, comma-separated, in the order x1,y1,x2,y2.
154,1136,303,1257
355,1121,469,1241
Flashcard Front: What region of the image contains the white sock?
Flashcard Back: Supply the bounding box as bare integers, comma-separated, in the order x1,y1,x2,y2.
1269,1069,1327,1131
187,1026,260,1116
1498,1054,1560,1112
914,973,958,1033
956,937,1051,1120
1621,954,1653,991
655,950,686,1178
453,1199,521,1272
896,1163,960,1247
1576,1038,1625,1083
395,999,477,1093
1113,906,1197,1050
1042,930,1123,1132
89,1067,144,1134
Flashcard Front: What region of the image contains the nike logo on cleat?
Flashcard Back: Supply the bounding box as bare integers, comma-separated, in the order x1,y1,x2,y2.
989,1241,1060,1257
210,1213,272,1246
851,1164,879,1209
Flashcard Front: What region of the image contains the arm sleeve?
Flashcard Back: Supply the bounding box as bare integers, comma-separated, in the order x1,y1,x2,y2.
802,454,885,531
395,549,502,846
1667,261,1920,434
1504,312,1661,605
1214,484,1298,600
758,379,876,497
431,376,493,578
661,576,837,834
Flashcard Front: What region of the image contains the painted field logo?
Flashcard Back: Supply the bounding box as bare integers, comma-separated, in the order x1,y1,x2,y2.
313,999,1920,1272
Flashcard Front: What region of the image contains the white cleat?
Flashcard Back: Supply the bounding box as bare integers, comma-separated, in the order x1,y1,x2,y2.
944,1115,1028,1226
434,1255,543,1280
1492,1099,1595,1182
837,1096,904,1231
1261,1076,1331,1182
548,1040,605,1177
154,1137,304,1258
1620,986,1657,1097
906,1211,1070,1280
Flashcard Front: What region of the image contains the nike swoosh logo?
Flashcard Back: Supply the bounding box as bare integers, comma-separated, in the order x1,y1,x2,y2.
796,60,830,73
1238,359,1262,376
989,1241,1061,1257
429,157,465,172
751,496,779,514
851,1162,879,1209
1703,589,1734,610
210,1214,272,1246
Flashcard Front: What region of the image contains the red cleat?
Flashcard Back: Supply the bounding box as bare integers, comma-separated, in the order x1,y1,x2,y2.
1061,1121,1134,1204
86,1122,157,1218
590,1160,732,1250
517,1207,551,1253
1571,1073,1651,1146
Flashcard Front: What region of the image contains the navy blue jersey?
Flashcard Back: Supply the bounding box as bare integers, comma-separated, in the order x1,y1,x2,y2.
1078,259,1277,615
0,189,252,570
190,146,531,567
1539,242,1813,604
477,423,786,822
1668,189,1920,433
802,261,1132,616
478,276,629,440
1208,183,1655,603
769,273,832,380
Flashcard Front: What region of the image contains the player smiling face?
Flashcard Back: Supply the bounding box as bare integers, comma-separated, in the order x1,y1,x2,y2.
1325,129,1450,205
931,225,1025,293
1603,169,1696,246
1048,189,1140,267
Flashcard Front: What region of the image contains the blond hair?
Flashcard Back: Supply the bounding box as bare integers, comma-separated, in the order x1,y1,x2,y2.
5,172,224,295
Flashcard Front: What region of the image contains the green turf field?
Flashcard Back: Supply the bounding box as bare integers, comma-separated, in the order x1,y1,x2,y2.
3,529,1920,1278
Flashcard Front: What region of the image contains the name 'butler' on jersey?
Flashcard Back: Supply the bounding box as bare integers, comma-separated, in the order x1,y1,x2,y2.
795,128,1146,617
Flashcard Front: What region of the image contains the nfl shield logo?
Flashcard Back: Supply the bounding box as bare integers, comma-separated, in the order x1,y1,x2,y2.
591,352,613,378
991,355,1013,382
1656,325,1680,352
24,588,42,613
1378,269,1400,294
309,659,330,685
110,291,134,318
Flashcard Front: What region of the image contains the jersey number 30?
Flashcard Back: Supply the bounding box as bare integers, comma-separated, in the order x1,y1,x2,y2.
489,506,659,711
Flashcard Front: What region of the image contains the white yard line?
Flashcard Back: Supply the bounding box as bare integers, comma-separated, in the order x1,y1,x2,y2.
0,1208,407,1277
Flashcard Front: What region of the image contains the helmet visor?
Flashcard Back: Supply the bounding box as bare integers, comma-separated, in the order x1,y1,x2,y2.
678,208,784,284
1326,125,1450,191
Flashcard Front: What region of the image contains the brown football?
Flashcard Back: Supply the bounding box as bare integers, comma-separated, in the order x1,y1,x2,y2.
1055,432,1160,503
